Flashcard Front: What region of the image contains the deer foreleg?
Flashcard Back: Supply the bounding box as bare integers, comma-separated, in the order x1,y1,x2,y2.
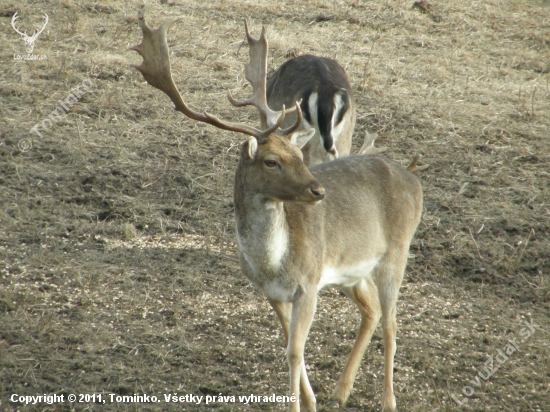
286,290,317,412
269,299,317,410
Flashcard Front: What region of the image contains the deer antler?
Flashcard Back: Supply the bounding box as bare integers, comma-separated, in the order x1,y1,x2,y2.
11,12,27,37
32,13,49,40
406,155,429,173
11,12,49,53
130,7,300,141
11,12,48,40
227,20,298,129
358,130,387,155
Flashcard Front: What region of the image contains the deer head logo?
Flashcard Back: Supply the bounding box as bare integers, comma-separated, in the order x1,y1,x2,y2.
11,11,49,54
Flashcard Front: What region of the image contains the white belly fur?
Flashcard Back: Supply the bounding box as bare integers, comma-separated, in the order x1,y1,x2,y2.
318,258,380,291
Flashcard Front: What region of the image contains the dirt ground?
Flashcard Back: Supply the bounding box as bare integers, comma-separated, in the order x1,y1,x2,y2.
1,0,549,411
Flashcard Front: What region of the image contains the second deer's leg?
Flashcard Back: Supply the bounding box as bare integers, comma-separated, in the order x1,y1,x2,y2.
269,299,316,412
330,279,381,406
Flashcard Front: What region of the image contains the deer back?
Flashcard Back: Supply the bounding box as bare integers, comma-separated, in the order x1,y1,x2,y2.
309,156,422,264
302,156,420,275
266,55,356,166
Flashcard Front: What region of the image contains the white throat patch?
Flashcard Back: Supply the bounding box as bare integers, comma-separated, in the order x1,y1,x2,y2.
236,199,288,276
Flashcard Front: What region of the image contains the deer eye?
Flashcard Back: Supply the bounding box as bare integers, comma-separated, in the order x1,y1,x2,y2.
264,159,277,168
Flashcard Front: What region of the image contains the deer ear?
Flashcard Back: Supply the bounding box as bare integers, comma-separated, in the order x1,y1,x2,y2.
290,128,315,149
242,137,258,160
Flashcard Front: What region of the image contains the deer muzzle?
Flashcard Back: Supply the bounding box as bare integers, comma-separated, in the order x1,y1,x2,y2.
308,182,325,201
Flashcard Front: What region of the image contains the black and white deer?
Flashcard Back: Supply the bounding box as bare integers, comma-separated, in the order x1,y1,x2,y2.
229,21,359,166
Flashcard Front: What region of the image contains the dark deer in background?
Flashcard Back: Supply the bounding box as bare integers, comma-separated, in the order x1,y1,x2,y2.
230,21,358,166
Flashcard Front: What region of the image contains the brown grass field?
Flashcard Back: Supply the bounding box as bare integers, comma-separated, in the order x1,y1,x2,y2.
1,0,549,411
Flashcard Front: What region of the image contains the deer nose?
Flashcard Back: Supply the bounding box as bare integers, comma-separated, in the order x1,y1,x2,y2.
310,184,325,200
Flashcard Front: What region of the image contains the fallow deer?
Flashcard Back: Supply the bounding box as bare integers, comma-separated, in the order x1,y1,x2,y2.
229,21,357,166
131,9,423,412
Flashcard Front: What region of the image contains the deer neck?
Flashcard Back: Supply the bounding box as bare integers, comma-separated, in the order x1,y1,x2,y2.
234,171,289,277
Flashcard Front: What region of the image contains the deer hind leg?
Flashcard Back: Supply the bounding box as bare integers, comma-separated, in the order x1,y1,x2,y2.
330,279,381,407
269,298,316,412
375,256,407,412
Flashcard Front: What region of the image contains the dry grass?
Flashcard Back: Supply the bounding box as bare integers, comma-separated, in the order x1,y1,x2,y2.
0,0,549,411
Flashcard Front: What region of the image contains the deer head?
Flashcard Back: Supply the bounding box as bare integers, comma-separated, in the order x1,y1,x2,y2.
130,7,322,205
238,129,324,204
11,12,49,54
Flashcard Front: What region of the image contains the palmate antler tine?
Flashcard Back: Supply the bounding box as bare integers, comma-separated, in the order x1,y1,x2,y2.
226,20,272,113
227,19,298,126
130,7,263,139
